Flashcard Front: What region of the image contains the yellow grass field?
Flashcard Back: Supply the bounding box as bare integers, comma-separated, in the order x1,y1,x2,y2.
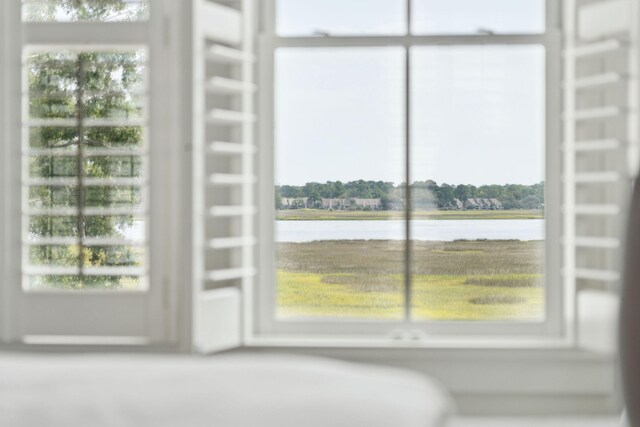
276,240,544,321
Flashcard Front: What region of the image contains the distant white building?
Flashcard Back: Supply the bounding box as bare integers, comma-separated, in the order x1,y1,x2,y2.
321,198,351,210
440,198,464,210
321,198,382,210
280,197,309,208
351,198,382,209
463,198,502,210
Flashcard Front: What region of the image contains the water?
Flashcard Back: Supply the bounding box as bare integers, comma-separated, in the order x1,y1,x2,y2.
276,219,544,242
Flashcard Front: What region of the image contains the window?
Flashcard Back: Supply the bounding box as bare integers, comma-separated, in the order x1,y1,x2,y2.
0,0,625,354
0,0,171,343
259,0,560,337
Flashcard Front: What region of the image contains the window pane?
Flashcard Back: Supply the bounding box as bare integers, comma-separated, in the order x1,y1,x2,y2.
23,49,148,291
28,185,143,209
411,0,545,35
275,47,406,320
27,215,145,239
28,156,142,178
410,45,545,321
29,245,145,267
277,0,406,36
22,0,148,22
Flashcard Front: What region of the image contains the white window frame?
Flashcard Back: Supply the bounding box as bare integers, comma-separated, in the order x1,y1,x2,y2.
0,0,8,343
255,0,564,341
0,0,179,345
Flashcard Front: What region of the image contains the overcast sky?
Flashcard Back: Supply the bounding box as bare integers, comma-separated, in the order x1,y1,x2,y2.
275,0,546,187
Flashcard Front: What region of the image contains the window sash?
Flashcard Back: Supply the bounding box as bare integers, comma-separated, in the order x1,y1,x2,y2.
255,0,563,339
1,0,174,343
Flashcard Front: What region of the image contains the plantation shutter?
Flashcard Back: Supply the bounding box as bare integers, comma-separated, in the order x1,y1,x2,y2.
3,0,169,343
191,0,257,353
563,0,639,353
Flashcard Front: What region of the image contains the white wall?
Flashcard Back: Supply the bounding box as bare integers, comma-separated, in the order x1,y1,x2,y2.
238,347,621,416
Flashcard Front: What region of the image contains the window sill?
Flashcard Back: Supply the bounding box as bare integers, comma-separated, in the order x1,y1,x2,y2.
245,333,614,358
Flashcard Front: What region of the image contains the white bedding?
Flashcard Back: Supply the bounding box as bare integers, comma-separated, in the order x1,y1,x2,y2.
0,353,452,427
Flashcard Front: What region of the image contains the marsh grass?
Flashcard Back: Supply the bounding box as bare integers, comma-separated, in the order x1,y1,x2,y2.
320,274,402,293
469,295,529,305
464,275,542,288
277,209,544,221
277,240,544,321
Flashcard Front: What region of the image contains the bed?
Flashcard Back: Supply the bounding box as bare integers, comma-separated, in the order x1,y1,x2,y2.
0,352,453,427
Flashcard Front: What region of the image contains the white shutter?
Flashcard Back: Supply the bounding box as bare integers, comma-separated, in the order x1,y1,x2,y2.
2,0,170,344
563,0,639,353
191,0,256,353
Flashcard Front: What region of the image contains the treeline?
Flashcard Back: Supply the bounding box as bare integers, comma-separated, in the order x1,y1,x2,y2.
276,180,544,210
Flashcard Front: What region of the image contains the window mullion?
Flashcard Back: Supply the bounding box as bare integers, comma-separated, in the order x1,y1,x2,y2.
75,54,86,281
404,44,412,323
23,23,147,45
405,0,412,327
406,0,411,35
268,34,550,49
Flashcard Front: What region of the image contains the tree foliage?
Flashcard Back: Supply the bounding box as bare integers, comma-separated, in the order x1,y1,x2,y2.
277,180,545,210
24,0,146,22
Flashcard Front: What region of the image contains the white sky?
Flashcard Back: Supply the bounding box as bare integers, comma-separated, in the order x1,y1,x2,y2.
275,0,546,187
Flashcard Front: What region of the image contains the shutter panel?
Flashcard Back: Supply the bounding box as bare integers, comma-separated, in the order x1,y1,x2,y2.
3,0,169,343
563,0,639,354
191,0,256,353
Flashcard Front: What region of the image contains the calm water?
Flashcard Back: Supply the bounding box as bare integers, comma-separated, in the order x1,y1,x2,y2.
276,219,544,242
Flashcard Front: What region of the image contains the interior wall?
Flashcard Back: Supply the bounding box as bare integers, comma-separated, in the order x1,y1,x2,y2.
236,346,621,416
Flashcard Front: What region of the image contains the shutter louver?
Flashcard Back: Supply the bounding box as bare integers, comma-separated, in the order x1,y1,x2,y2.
191,0,256,353
563,0,639,353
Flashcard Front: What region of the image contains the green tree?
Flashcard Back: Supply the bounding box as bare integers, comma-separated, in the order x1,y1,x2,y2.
333,180,345,198
436,183,455,208
273,180,544,211
275,186,283,209
454,184,476,201
304,183,323,206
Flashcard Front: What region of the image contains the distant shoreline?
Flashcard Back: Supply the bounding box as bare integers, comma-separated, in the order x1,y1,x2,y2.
276,209,544,221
